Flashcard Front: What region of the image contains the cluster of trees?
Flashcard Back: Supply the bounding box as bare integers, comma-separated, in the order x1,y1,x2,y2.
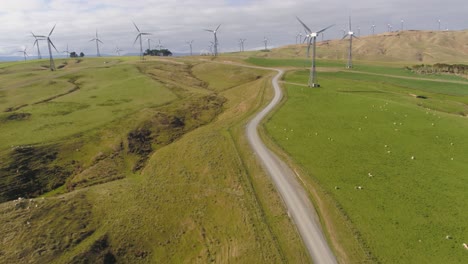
409,63,468,75
69,52,85,58
144,49,172,57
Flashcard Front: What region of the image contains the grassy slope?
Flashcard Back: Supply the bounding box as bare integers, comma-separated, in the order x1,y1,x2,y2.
0,57,309,263
262,66,468,263
246,30,468,64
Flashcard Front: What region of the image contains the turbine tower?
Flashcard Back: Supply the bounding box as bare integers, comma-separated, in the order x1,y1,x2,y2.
296,16,334,87
147,38,152,51
31,32,44,59
401,19,404,31
133,22,151,60
18,47,28,61
90,30,103,57
35,24,59,71
438,19,441,31
263,37,268,51
342,16,358,69
186,40,194,56
204,24,221,56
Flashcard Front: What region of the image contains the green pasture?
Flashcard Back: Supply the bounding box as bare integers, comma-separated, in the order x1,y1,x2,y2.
265,69,468,263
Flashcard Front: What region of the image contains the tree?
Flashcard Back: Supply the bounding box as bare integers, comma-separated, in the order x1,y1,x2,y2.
70,52,78,58
79,52,85,57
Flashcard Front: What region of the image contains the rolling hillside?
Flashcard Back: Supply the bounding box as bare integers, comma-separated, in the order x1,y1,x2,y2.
254,30,468,63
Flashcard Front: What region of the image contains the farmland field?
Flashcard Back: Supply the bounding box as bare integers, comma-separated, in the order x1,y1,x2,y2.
260,62,468,263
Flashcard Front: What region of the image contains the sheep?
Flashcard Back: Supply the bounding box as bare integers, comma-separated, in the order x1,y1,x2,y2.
368,173,373,177
355,186,363,190
463,243,468,250
411,156,415,160
446,235,452,240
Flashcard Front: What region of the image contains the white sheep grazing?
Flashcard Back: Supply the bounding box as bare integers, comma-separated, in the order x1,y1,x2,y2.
463,243,468,250
411,156,415,160
368,173,373,177
355,186,363,190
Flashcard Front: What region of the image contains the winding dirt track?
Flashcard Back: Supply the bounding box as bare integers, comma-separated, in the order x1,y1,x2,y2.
243,66,337,263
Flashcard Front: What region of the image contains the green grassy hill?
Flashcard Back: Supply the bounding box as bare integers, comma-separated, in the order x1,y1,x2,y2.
0,57,309,263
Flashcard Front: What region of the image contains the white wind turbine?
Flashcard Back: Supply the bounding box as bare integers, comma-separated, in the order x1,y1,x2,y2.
263,36,268,51
296,16,334,87
63,44,69,58
115,46,123,56
133,22,151,60
31,32,45,59
35,24,59,71
90,30,103,57
204,24,221,56
18,47,28,61
341,16,358,69
186,40,194,56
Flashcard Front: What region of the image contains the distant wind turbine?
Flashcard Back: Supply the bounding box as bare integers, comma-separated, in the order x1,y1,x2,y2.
186,40,194,56
204,24,221,56
63,44,69,58
239,38,246,52
296,16,334,87
90,30,103,57
18,47,28,61
35,24,59,71
263,37,268,51
401,19,404,31
438,19,441,31
342,16,358,69
115,46,123,56
31,32,45,59
371,23,376,35
133,22,151,60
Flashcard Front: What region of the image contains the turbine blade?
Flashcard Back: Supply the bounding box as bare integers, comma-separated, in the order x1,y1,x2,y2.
98,39,104,44
133,35,140,45
49,24,56,37
133,21,140,32
341,34,348,40
90,38,95,42
49,39,59,53
33,39,38,47
317,24,335,34
295,16,312,34
204,29,214,32
349,16,352,31
352,35,359,39
216,24,221,31
141,33,151,35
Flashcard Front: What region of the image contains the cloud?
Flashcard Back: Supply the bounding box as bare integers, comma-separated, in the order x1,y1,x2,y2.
0,0,466,56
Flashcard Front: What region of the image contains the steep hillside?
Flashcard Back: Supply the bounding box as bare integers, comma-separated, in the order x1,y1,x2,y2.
256,30,468,63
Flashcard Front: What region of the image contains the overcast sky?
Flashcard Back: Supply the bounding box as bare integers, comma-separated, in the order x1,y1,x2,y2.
0,0,466,57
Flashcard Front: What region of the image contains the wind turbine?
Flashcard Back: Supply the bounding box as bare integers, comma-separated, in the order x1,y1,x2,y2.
133,22,151,60
31,32,45,59
18,47,28,61
263,37,268,51
371,23,376,35
239,38,246,52
438,19,441,31
208,41,214,55
387,23,392,32
357,26,361,37
342,16,358,69
115,46,123,56
296,16,334,87
35,24,59,71
297,17,334,58
63,44,69,58
90,30,103,57
401,19,404,31
204,24,221,56
186,40,194,56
